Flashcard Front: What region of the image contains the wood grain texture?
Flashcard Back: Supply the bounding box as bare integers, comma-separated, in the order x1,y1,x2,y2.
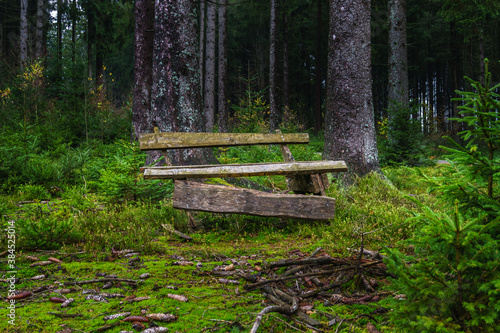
143,160,348,179
138,132,309,150
173,181,335,220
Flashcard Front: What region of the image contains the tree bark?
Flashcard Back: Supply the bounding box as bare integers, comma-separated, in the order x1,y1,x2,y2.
36,0,45,59
87,2,95,79
217,0,228,133
57,0,62,63
71,0,76,63
282,7,289,111
324,0,381,182
204,0,216,131
199,0,205,104
450,21,461,136
314,0,323,134
269,0,279,131
152,0,209,165
387,0,408,110
20,0,28,69
132,0,155,141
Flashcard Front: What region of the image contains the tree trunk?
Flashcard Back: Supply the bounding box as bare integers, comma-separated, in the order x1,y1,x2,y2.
217,0,228,133
314,0,322,134
57,0,62,63
20,0,28,69
199,0,205,104
387,0,408,110
324,0,380,182
450,22,459,135
152,0,210,165
269,0,279,131
204,0,216,131
132,0,155,141
36,0,45,59
0,3,3,57
96,46,104,88
87,3,94,79
282,7,289,111
478,26,485,85
71,0,76,63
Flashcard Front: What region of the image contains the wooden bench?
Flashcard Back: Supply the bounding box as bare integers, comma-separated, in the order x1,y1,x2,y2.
139,132,347,221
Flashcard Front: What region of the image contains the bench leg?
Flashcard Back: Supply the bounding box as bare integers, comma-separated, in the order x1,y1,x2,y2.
186,211,198,230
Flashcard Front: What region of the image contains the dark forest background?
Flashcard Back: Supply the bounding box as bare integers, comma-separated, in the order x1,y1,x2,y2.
1,0,498,141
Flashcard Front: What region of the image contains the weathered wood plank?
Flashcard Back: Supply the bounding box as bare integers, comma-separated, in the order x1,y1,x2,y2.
173,180,336,220
143,160,348,179
138,132,309,150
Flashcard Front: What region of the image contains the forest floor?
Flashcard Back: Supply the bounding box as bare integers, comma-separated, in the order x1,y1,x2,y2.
2,229,393,333
2,166,442,332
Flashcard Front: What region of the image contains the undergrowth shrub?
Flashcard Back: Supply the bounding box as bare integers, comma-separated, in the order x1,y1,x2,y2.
378,101,430,167
92,140,174,202
75,201,177,253
230,89,269,133
17,184,51,201
17,207,82,250
385,203,500,332
384,62,500,332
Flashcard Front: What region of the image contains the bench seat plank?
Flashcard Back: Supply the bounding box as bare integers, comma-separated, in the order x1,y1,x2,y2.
139,132,309,150
173,180,336,220
143,160,347,179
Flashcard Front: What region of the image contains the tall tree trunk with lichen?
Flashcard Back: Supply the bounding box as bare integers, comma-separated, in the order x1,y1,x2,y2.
152,0,211,165
282,6,289,112
132,0,155,143
217,0,228,133
324,0,381,183
204,0,216,131
20,0,28,69
314,0,323,134
36,0,45,60
388,0,408,111
199,0,205,104
269,0,279,131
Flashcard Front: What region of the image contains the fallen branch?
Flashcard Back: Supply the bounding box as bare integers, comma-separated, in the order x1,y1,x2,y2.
250,303,298,333
267,257,346,269
162,223,193,241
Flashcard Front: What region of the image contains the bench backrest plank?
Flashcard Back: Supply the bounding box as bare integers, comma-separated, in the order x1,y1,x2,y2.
139,132,309,150
143,160,348,179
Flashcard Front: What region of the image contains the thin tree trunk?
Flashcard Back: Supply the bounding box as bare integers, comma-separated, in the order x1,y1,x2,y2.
152,0,210,165
217,0,228,133
71,0,76,63
199,0,205,103
314,0,322,134
427,62,434,134
324,0,380,182
87,3,94,79
132,0,155,141
20,0,28,68
204,0,216,131
57,0,62,63
36,0,45,59
269,0,279,131
450,21,460,135
387,0,408,110
96,46,104,88
283,7,289,111
478,26,485,85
